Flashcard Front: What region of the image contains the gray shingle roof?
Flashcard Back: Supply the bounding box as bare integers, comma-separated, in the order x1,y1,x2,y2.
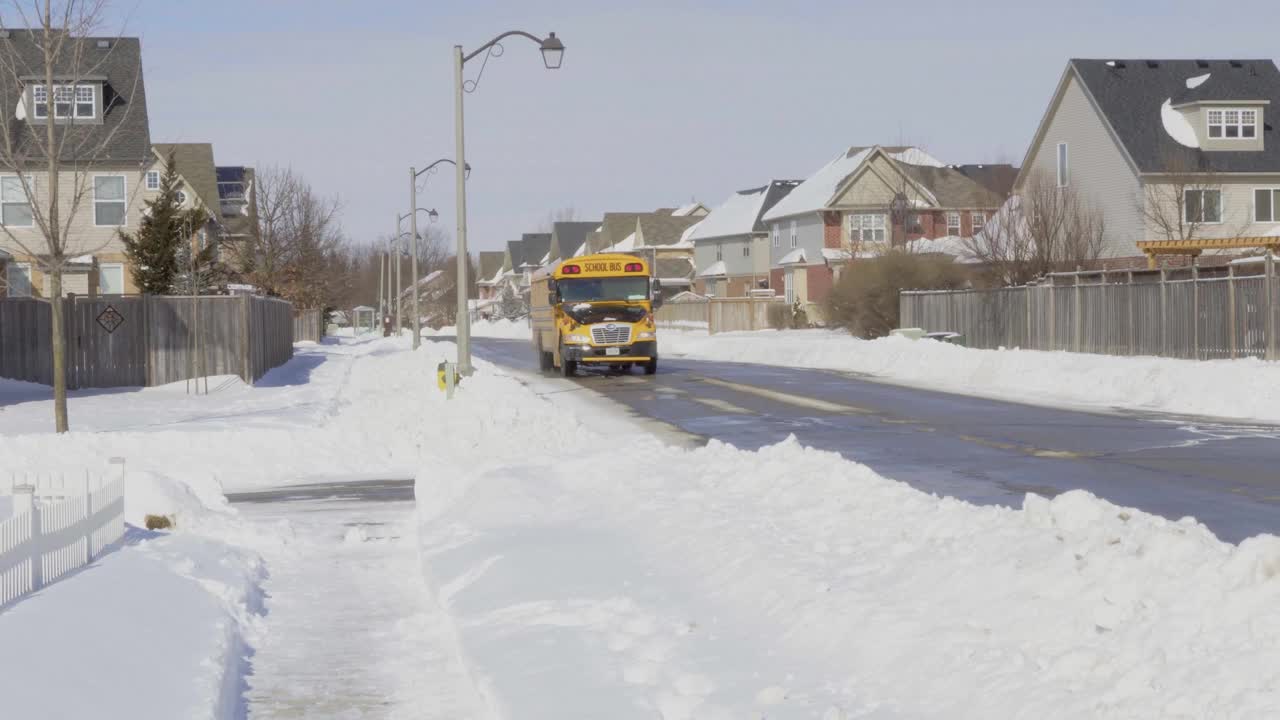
506,240,526,269
654,257,694,281
549,221,598,261
899,164,1006,208
154,143,219,215
519,233,551,266
477,250,505,282
636,214,700,246
0,31,150,164
587,213,645,254
1071,58,1280,173
953,164,1017,197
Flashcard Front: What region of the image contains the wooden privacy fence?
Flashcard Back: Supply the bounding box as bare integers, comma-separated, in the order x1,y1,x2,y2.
0,461,126,608
293,308,323,343
900,261,1280,361
656,296,785,333
0,294,295,389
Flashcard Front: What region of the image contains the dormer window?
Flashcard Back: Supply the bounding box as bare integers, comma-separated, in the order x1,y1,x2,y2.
1207,108,1257,139
31,83,96,120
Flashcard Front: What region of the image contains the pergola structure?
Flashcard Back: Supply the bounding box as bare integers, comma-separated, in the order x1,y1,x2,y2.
1136,237,1280,268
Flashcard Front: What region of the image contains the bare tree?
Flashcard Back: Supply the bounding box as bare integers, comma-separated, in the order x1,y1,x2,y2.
1139,152,1246,247
0,3,146,432
963,169,1105,286
538,206,576,232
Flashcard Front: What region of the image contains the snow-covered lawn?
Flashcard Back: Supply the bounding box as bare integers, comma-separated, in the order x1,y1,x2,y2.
660,328,1280,424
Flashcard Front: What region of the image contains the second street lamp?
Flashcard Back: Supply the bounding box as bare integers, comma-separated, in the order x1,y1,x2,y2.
408,159,468,349
453,29,564,375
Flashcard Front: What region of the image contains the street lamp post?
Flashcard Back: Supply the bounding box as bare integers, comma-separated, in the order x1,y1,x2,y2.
452,29,564,374
408,159,468,349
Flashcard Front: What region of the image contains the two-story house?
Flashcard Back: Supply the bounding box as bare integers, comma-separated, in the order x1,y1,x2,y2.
0,32,154,297
689,180,800,296
545,220,598,267
761,145,1006,306
599,213,702,296
1018,59,1280,267
475,250,507,304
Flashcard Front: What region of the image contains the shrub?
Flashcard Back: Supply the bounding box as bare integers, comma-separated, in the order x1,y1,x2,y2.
144,514,174,531
824,251,967,338
766,302,793,330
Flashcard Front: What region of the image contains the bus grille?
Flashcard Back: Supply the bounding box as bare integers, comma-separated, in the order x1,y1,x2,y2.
591,325,631,345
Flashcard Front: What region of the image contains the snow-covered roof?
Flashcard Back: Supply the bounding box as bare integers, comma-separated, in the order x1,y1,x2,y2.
687,187,768,242
905,235,980,263
763,146,944,223
777,248,807,265
657,277,692,285
697,260,727,277
821,248,852,263
1161,99,1199,148
571,242,587,258
606,232,638,253
670,202,704,217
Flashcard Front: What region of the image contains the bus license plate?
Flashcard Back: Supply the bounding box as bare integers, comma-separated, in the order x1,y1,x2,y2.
605,347,621,356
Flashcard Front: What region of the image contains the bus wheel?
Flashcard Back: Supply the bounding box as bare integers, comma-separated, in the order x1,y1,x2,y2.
643,358,658,375
560,350,576,377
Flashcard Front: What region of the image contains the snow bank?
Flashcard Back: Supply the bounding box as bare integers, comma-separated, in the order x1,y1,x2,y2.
662,329,1280,423
0,472,265,719
425,318,530,340
414,360,1280,717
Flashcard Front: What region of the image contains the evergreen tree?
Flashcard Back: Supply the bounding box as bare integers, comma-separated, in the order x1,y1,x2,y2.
172,206,223,295
120,151,195,294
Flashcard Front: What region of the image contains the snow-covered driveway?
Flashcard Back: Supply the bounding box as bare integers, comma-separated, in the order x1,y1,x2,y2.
235,487,484,719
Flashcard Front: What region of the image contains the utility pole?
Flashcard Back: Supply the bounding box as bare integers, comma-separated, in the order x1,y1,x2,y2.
395,235,403,333
378,247,385,321
454,44,472,374
410,167,421,349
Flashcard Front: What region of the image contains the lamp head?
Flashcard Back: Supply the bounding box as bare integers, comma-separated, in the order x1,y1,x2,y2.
540,32,564,70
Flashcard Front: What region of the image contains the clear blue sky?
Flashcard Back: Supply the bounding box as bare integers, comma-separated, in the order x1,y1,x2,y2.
119,0,1280,252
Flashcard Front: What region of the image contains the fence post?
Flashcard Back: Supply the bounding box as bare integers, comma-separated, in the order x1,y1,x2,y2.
1267,252,1276,361
240,295,252,384
1073,274,1082,352
1126,271,1135,356
1192,263,1200,360
1228,264,1237,359
14,484,40,591
707,299,715,335
1047,280,1056,350
1024,286,1031,349
1159,269,1168,357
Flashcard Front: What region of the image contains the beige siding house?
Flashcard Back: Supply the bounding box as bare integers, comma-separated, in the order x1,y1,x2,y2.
1019,59,1280,266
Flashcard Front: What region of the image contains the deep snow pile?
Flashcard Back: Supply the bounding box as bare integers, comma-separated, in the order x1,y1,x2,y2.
662,329,1280,423
0,472,265,719
414,353,1280,718
425,318,530,340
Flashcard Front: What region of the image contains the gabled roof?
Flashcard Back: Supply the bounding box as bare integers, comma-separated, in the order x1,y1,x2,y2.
670,202,709,217
153,143,220,215
697,260,727,277
587,213,646,254
636,214,702,248
688,180,802,242
898,165,1006,209
762,146,944,222
477,250,506,284
654,256,695,282
505,239,526,269
953,164,1017,197
0,32,151,163
548,221,598,264
1067,59,1280,173
519,233,551,267
778,248,807,265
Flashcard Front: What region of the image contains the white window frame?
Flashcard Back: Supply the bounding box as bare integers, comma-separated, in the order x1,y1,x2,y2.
946,211,961,236
771,224,779,248
1056,142,1069,187
1,174,34,227
97,262,124,295
715,243,723,261
970,212,986,232
784,269,794,305
145,170,160,191
7,261,32,297
742,245,750,258
92,173,128,227
1184,188,1223,224
175,189,188,206
31,83,96,120
848,213,886,244
789,220,798,249
1208,107,1257,140
1255,187,1280,223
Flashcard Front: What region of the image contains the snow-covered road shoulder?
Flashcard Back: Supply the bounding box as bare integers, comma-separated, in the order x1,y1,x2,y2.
661,328,1280,424
415,352,1280,718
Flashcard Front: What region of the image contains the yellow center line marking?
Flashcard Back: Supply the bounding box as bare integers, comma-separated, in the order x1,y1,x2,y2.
690,376,869,414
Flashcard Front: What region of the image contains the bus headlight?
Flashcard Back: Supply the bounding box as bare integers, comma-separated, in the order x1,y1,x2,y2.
564,334,591,344
636,331,656,340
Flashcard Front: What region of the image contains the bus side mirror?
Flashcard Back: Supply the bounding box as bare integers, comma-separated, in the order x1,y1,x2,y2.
651,278,664,309
547,279,560,304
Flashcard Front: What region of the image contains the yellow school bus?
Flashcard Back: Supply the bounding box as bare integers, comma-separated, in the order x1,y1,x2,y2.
530,253,664,376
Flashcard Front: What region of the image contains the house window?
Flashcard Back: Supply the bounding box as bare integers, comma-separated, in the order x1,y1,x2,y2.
98,263,124,294
789,220,797,249
970,212,986,233
6,262,31,296
93,175,126,226
175,190,188,206
742,245,750,257
1184,189,1222,223
907,213,921,233
771,224,779,247
715,243,723,261
1056,142,1069,187
145,171,160,191
848,214,886,243
784,270,794,305
1255,188,1280,222
1208,108,1257,139
31,84,95,120
1,176,33,226
946,211,961,236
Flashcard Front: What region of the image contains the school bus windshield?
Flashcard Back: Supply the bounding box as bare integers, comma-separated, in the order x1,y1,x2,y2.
558,277,650,304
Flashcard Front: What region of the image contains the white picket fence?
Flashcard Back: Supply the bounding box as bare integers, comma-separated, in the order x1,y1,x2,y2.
0,460,127,608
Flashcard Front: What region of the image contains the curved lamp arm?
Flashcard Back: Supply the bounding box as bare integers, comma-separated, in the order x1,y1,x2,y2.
415,158,471,179
463,30,551,64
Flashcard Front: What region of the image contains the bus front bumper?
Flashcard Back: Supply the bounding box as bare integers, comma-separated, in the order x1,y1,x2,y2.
565,341,656,364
